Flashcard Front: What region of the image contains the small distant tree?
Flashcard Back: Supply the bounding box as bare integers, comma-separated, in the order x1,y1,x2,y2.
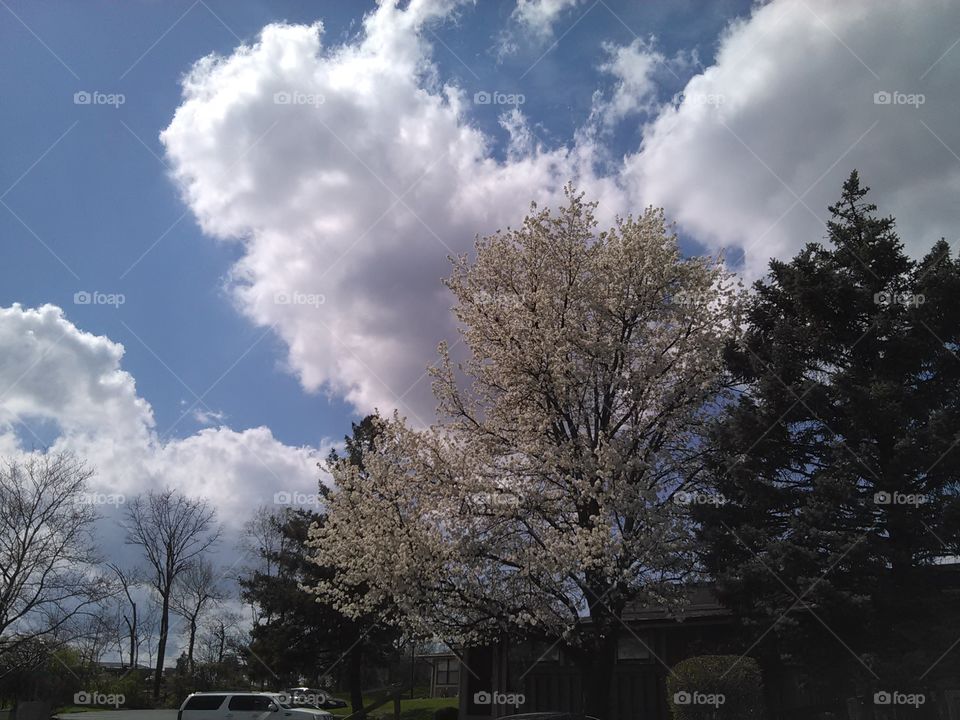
107,563,143,671
171,560,225,673
74,605,116,667
242,506,285,582
123,489,221,699
196,611,243,666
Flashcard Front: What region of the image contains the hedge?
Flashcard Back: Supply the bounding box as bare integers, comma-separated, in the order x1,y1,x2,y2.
666,655,765,719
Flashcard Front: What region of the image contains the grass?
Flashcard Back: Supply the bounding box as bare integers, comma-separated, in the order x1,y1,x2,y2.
330,696,457,720
53,707,111,714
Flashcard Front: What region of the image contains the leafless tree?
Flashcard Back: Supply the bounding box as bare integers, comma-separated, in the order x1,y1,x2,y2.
241,506,283,578
123,488,221,698
139,601,161,669
239,506,287,625
171,559,225,672
197,610,243,665
74,605,115,667
107,563,143,670
0,452,112,664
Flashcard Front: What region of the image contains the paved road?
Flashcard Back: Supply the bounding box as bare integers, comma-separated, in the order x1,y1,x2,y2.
56,711,178,720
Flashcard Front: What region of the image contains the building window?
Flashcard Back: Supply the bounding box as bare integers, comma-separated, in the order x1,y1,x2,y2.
537,643,561,662
617,635,652,661
436,657,460,686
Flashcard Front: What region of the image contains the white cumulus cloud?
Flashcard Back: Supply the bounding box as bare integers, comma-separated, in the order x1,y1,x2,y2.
627,0,960,278
162,0,960,422
161,3,631,422
0,304,325,529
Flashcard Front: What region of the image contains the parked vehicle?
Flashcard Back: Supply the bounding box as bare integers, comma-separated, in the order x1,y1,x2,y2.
280,688,348,711
505,715,600,720
178,692,334,720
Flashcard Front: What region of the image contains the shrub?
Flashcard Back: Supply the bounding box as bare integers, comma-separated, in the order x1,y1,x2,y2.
106,673,152,709
433,707,458,720
666,655,765,719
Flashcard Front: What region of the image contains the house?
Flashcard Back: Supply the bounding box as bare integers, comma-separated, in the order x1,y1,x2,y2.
445,569,960,719
95,660,152,676
416,641,461,698
418,647,461,698
456,586,736,720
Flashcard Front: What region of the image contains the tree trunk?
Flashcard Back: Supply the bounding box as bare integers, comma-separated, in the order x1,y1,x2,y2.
579,636,617,720
154,591,170,700
348,642,366,719
217,623,225,664
581,583,620,720
188,617,198,673
131,601,138,668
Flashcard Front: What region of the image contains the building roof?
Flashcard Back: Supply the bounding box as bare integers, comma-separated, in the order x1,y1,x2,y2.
621,584,731,623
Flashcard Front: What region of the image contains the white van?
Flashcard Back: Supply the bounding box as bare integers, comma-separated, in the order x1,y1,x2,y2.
178,692,334,720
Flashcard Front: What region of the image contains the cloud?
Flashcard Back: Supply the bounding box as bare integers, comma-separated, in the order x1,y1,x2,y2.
592,38,699,128
495,0,584,58
0,304,325,529
162,0,960,423
512,0,582,38
161,3,630,422
193,407,227,426
597,38,663,123
626,0,960,278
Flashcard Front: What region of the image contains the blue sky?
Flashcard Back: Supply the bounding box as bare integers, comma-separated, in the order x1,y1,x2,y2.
0,0,746,448
2,1,369,447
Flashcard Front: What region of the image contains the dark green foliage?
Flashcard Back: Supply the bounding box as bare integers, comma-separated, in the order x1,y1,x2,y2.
240,415,400,718
433,707,458,720
667,655,764,719
239,507,337,684
238,506,399,687
697,171,960,704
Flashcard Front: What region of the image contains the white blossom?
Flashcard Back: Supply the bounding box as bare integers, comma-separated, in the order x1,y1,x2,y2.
308,187,743,647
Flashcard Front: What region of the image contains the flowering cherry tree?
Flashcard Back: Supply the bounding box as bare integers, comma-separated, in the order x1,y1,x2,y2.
308,188,742,719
